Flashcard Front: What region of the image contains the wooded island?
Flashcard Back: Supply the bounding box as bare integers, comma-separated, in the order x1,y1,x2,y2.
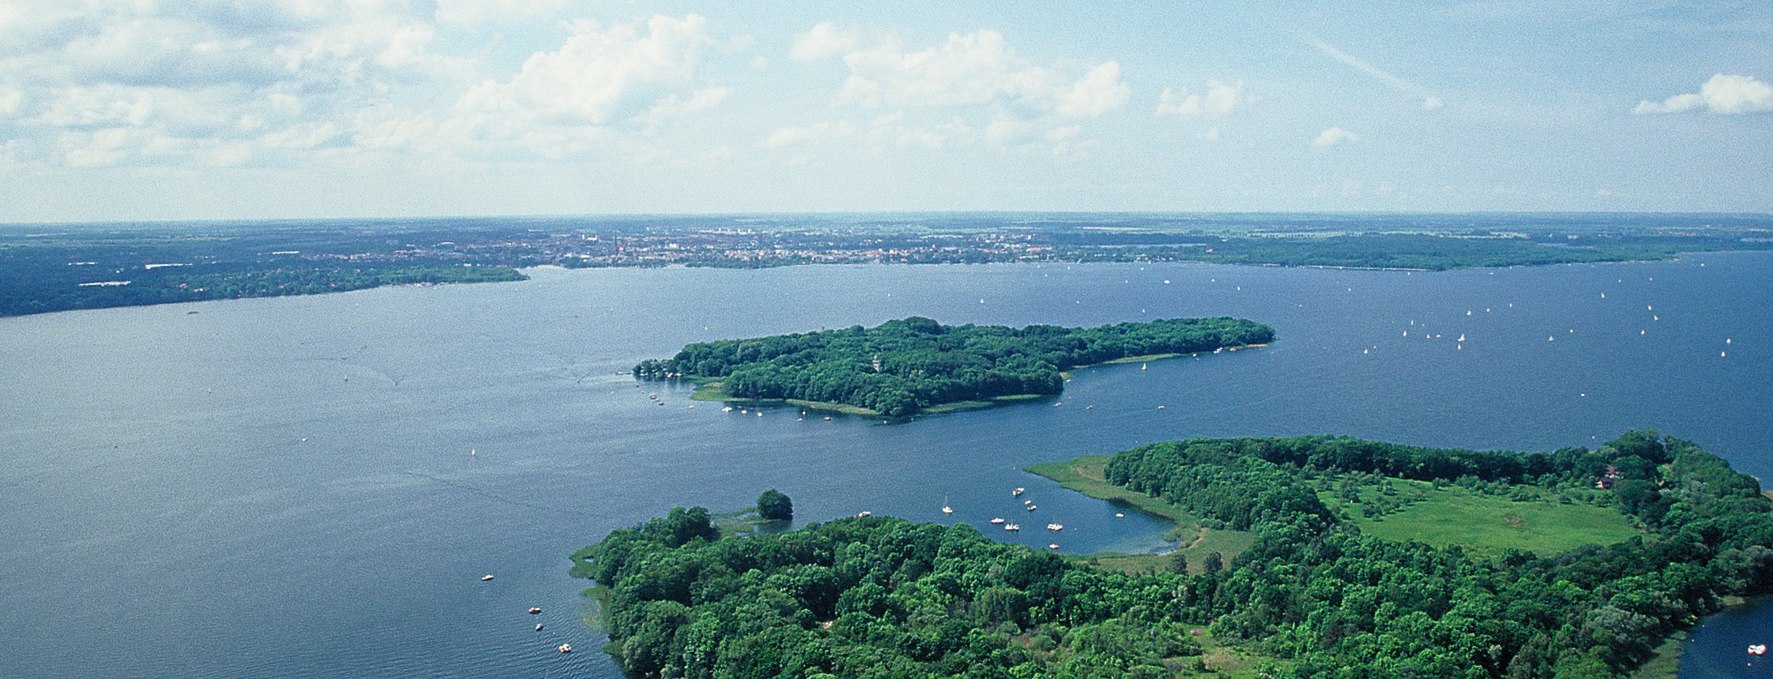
633,316,1274,416
575,432,1773,677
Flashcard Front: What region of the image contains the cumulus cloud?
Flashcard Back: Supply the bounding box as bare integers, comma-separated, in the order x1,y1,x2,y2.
636,86,731,128
790,22,860,62
1634,73,1773,115
459,16,711,126
761,120,856,148
0,3,739,169
1312,126,1358,148
443,15,732,157
0,1,485,167
1057,62,1130,118
833,30,1127,118
434,0,568,27
1156,80,1245,118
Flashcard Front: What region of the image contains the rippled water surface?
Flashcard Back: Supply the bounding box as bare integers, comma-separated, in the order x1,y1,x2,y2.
1,253,1769,677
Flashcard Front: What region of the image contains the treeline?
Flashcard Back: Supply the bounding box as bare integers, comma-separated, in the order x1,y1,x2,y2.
634,316,1274,416
1107,432,1773,675
0,262,523,316
575,433,1773,677
576,506,1214,677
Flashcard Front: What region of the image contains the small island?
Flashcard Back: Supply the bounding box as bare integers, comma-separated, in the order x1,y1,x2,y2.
633,316,1274,416
573,432,1773,677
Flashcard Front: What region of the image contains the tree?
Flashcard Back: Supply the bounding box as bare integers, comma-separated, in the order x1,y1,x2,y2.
758,489,793,521
1203,551,1224,573
1169,551,1189,574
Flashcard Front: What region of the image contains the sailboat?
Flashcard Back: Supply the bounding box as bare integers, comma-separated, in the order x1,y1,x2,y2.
941,497,953,515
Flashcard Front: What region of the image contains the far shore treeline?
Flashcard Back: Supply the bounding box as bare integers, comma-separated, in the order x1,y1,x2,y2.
633,316,1274,416
575,432,1773,677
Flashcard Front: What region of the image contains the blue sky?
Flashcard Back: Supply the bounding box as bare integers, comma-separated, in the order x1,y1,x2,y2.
1,1,1769,222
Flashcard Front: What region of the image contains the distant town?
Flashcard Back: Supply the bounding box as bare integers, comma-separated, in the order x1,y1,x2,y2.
3,212,1770,316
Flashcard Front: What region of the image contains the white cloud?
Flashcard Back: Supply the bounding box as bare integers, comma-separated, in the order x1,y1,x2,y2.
439,15,729,158
459,16,711,126
1635,74,1773,115
0,1,485,168
761,120,856,148
636,86,731,128
1633,93,1702,114
434,0,568,27
834,30,1127,118
866,113,968,150
790,22,860,62
1312,126,1358,148
1156,80,1245,118
1057,62,1130,118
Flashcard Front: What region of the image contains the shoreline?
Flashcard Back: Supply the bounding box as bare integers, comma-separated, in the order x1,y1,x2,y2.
1024,455,1257,575
679,342,1271,419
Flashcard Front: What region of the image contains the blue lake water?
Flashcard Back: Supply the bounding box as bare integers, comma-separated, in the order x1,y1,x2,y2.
1,253,1770,677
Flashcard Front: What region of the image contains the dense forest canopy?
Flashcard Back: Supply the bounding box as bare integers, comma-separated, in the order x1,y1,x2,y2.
633,316,1274,416
575,432,1773,677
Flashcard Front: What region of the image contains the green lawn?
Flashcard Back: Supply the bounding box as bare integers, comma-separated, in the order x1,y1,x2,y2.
1322,480,1640,557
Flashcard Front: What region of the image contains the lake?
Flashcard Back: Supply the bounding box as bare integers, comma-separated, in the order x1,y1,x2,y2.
1,253,1769,677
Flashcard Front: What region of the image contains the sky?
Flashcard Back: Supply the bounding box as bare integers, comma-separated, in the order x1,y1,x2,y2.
0,1,1770,222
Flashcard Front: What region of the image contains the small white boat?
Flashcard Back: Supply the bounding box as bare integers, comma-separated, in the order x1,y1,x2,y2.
1046,523,1063,531
941,497,953,515
855,511,872,518
722,406,733,412
1023,499,1032,506
1026,505,1037,512
988,517,1005,525
1012,488,1025,497
528,607,542,615
1048,544,1060,550
480,574,494,581
1114,513,1124,518
557,644,573,654
535,623,543,631
1140,363,1147,371
1004,523,1020,532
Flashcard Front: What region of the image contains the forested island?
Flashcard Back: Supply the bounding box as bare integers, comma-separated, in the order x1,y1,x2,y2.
633,316,1274,416
5,212,1771,317
574,432,1773,677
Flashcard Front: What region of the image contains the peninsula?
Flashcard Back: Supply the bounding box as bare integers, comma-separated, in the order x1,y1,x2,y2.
574,432,1773,677
633,316,1274,416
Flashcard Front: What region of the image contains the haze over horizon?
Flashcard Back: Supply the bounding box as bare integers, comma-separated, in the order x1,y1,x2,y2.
1,1,1769,222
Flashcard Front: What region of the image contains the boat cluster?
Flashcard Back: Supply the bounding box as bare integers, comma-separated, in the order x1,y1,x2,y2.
478,576,573,656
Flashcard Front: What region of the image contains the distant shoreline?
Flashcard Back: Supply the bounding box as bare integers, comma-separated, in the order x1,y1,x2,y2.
7,215,1768,317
